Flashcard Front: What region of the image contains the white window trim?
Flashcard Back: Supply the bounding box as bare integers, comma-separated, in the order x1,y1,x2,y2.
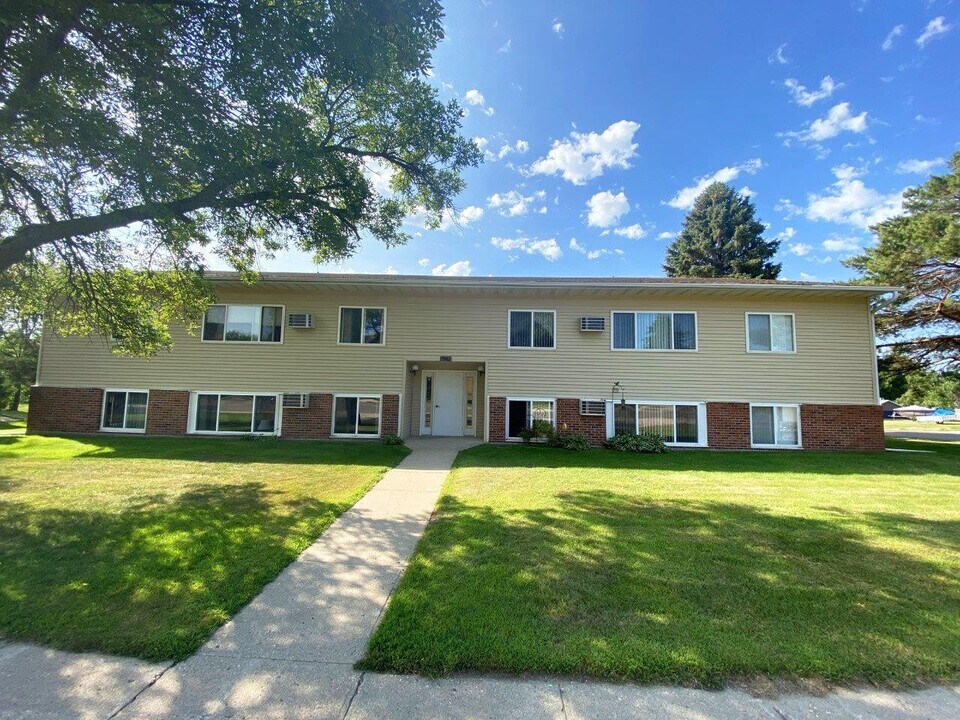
504,396,556,441
332,393,383,438
744,312,797,354
507,309,557,350
187,391,283,436
604,400,708,447
609,311,699,352
200,304,286,345
337,306,387,347
749,402,803,449
100,388,150,434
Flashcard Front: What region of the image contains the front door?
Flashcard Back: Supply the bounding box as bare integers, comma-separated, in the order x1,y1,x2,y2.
431,371,464,436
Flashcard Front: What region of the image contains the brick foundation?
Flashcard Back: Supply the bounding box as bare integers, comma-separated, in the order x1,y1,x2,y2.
280,393,333,439
800,403,885,451
556,398,607,446
145,390,190,435
488,396,506,442
27,386,103,435
381,394,400,436
706,402,753,449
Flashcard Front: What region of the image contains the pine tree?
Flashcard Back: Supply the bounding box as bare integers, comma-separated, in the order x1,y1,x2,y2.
664,182,781,278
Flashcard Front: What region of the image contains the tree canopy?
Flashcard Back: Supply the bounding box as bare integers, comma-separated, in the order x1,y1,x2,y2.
0,0,480,353
663,182,781,279
847,152,960,370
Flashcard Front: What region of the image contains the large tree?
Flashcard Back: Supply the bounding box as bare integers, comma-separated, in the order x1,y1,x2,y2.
846,152,960,369
0,0,480,354
664,182,781,279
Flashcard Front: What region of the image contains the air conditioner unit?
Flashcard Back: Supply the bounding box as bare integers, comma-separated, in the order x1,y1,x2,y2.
282,393,309,409
579,400,606,416
288,313,314,329
579,316,606,332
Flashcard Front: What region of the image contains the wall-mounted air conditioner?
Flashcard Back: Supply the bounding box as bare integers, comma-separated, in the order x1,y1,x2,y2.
282,393,309,409
288,313,314,329
579,400,606,416
579,316,606,332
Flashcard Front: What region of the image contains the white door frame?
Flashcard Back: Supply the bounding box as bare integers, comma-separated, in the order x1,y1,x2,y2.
420,370,478,436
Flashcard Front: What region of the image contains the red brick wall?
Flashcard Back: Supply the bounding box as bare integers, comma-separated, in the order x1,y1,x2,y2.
27,386,102,435
145,390,190,435
381,394,400,436
488,396,506,442
556,398,607,446
801,403,885,451
280,393,333,439
706,402,752,449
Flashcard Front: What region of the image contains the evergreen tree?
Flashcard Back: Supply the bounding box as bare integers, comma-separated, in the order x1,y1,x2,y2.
664,182,781,279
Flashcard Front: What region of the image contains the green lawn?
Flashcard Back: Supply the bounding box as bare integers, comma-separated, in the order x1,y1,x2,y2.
0,433,407,660
885,418,960,432
362,440,960,687
0,408,27,434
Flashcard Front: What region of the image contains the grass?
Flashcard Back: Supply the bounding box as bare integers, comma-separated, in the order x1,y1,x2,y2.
362,439,960,687
885,418,960,433
0,433,408,660
0,408,27,434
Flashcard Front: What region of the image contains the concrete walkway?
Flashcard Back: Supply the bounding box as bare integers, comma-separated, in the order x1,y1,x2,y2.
3,436,960,719
887,430,960,442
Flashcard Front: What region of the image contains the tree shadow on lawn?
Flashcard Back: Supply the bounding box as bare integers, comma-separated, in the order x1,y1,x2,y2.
361,491,960,687
0,481,349,660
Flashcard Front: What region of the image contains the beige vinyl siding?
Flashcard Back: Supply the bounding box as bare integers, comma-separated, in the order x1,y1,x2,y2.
37,287,878,405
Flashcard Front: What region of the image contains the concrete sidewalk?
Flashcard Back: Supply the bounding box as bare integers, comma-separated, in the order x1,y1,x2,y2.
4,436,960,719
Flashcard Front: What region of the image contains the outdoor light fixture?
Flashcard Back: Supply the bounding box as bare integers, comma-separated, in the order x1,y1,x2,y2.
477,365,485,375
612,381,626,406
410,364,419,375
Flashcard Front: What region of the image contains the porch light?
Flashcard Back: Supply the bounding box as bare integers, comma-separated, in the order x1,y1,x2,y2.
410,364,419,375
477,365,485,375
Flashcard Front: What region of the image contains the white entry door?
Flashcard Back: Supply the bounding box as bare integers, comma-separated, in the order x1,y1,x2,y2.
431,371,464,436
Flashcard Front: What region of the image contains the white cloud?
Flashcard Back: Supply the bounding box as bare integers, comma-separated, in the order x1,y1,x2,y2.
775,198,803,218
915,114,940,125
882,24,904,50
417,257,430,269
498,39,512,53
666,158,763,210
805,166,905,230
896,157,946,174
382,265,399,275
788,242,812,256
569,238,616,260
487,189,547,216
473,136,489,151
458,205,485,223
768,43,790,64
569,238,587,254
495,139,530,160
408,204,485,231
586,190,630,228
777,226,797,240
552,19,564,37
491,236,563,261
464,89,485,106
740,186,757,199
483,106,496,117
780,102,868,147
657,231,676,240
821,236,865,254
432,260,474,276
613,223,647,240
916,16,951,47
799,272,818,281
528,120,641,185
784,76,842,107
362,157,396,195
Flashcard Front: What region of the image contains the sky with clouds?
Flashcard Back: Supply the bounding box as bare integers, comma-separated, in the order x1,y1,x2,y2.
238,1,958,281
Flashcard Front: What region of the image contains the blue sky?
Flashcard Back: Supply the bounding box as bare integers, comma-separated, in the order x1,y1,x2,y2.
251,0,958,281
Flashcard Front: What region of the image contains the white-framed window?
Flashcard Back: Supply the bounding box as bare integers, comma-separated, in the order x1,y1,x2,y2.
746,313,795,353
505,397,555,440
750,403,801,448
606,401,707,446
101,389,149,433
339,307,385,345
189,392,281,435
611,311,697,351
508,310,556,349
332,395,382,436
202,305,284,343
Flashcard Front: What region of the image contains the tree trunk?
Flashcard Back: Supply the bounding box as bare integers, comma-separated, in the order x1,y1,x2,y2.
9,386,21,412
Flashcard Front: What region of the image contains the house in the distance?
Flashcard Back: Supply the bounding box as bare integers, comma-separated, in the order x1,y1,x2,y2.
29,273,895,450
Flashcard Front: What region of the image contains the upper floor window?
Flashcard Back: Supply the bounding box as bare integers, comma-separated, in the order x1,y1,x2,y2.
746,313,795,353
339,307,385,345
203,305,283,343
509,310,555,349
612,311,697,351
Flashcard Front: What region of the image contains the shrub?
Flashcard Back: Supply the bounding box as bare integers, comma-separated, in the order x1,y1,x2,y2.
605,432,668,454
380,434,405,446
518,420,556,444
549,431,591,451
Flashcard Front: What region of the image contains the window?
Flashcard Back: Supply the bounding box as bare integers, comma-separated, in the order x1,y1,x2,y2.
608,401,705,445
612,312,697,350
333,395,381,436
202,305,283,343
101,390,149,432
191,393,279,434
508,310,556,349
746,313,795,353
751,404,801,447
339,307,385,345
506,398,555,440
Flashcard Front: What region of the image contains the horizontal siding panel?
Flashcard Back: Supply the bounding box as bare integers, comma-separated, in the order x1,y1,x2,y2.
38,288,877,405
